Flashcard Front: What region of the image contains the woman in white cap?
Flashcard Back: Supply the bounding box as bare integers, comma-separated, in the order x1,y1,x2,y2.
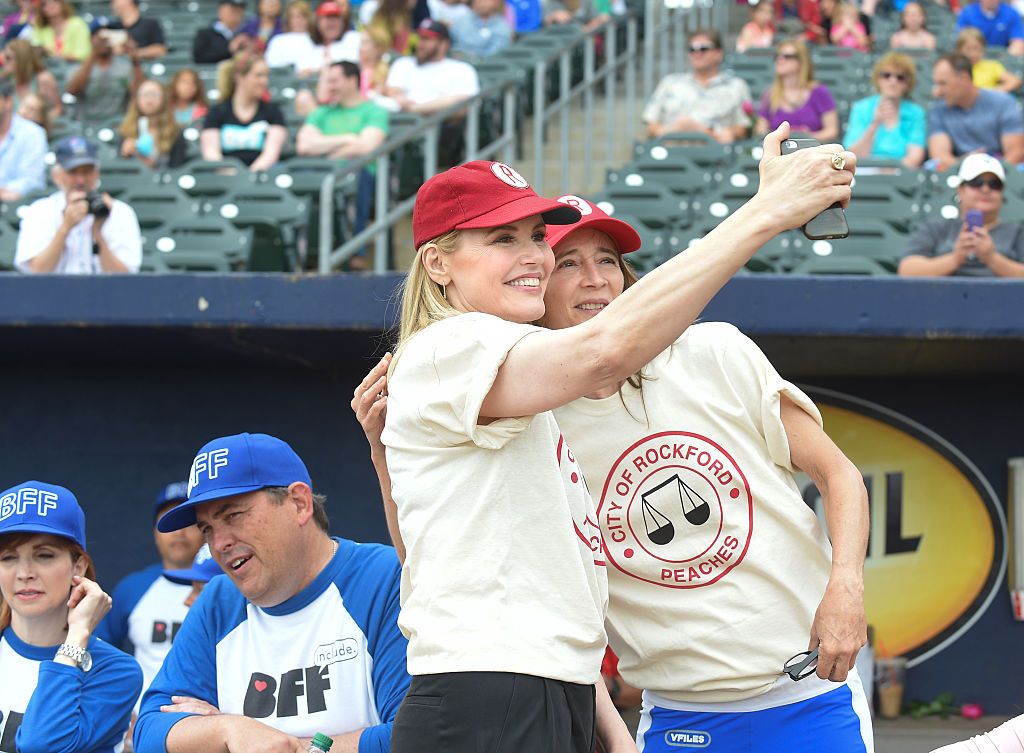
356,193,874,753
373,124,855,753
899,153,1024,278
0,481,142,753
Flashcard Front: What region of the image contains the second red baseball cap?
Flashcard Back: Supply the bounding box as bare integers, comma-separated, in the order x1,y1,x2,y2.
412,161,581,248
316,1,343,16
544,195,641,254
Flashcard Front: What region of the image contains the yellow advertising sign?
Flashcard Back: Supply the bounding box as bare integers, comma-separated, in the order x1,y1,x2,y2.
803,389,1007,667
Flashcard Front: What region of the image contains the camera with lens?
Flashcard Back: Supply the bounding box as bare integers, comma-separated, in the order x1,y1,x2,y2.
85,191,110,220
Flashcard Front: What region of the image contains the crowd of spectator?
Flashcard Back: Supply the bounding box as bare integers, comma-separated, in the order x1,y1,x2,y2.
4,0,1024,278
638,0,1024,277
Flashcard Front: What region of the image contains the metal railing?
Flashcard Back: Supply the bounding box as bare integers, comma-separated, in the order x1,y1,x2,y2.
318,78,520,274
318,0,726,274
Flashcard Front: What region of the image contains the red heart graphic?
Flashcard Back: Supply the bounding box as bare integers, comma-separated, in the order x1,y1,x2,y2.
155,623,166,631
254,681,268,692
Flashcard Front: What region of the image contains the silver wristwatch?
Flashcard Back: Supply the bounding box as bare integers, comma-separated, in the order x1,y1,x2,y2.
55,643,93,672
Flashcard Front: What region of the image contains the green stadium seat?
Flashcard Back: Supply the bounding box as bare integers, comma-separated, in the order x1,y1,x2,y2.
637,132,734,169
96,159,159,197
790,255,891,275
121,187,201,231
606,159,711,197
0,220,16,271
590,182,691,232
169,159,257,197
209,184,309,271
150,216,254,271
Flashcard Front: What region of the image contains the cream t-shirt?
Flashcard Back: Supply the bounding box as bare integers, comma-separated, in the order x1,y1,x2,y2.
554,322,833,702
382,312,609,685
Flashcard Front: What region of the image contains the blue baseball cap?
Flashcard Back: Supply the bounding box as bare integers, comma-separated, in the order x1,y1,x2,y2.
163,543,223,584
0,481,87,550
54,136,99,171
153,481,189,521
157,433,311,533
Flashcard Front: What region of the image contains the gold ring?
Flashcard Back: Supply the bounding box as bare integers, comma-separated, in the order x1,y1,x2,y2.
831,153,847,171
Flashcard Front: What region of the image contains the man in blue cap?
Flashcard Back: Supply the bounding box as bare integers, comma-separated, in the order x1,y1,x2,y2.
14,136,142,274
135,433,409,753
96,482,204,712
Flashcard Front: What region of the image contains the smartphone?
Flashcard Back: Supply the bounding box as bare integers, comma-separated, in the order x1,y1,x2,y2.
780,137,850,240
101,28,128,48
965,209,983,232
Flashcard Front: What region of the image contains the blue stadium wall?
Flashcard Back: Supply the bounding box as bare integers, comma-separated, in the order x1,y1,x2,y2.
1,273,1022,715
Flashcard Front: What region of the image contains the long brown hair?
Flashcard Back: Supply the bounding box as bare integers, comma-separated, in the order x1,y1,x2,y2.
169,68,208,110
119,79,181,156
34,0,75,28
5,39,45,87
0,533,96,632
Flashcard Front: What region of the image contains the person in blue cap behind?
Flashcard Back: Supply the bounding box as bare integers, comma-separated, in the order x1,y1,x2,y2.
0,480,143,753
96,482,203,711
135,432,409,753
162,542,224,609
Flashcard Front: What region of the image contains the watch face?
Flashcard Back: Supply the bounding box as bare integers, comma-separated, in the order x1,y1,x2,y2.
80,650,92,672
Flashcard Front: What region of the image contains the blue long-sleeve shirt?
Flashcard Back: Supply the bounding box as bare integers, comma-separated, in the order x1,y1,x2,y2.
0,627,142,753
451,13,513,58
134,538,409,753
0,114,47,198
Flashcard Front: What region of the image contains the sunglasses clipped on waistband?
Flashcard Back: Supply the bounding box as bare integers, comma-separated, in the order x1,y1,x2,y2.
783,649,819,681
963,176,1004,191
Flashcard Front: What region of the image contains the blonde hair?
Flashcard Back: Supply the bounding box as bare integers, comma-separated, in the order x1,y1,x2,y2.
394,230,462,356
120,79,181,156
218,52,264,102
283,0,313,31
872,51,916,92
832,1,859,22
0,533,96,632
769,37,814,112
955,27,987,55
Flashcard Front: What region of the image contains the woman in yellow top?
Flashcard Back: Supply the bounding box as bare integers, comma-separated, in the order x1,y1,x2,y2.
30,0,90,61
956,27,1021,94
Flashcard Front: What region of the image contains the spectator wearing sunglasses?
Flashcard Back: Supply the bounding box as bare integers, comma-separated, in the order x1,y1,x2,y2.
642,29,752,144
845,52,925,168
928,53,1024,172
899,154,1024,278
756,38,838,142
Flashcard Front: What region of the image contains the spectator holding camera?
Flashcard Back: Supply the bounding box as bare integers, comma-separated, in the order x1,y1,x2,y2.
193,0,251,65
14,136,142,274
899,154,1024,277
928,52,1024,171
0,79,47,202
64,21,143,123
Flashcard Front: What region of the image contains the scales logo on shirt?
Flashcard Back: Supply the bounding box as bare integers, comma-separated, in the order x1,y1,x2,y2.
597,431,753,588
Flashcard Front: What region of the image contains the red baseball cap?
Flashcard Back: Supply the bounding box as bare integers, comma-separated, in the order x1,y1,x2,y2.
544,195,641,254
413,161,581,248
316,1,343,16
